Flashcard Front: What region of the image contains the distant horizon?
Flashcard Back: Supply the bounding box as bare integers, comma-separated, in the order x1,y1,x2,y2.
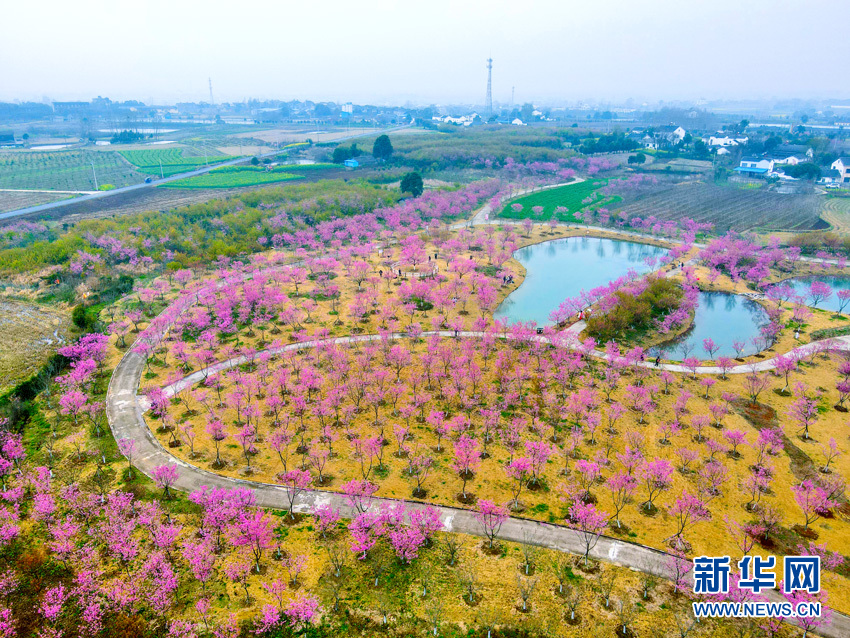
2,0,848,107
4,94,850,114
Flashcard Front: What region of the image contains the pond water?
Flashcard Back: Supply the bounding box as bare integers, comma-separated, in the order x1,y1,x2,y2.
785,276,850,313
493,236,669,326
650,292,770,360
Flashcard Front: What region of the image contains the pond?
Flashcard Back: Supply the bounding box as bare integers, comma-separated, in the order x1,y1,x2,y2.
650,292,770,360
785,276,850,313
493,236,669,326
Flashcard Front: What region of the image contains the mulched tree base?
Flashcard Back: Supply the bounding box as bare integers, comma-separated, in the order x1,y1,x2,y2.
456,493,477,505
791,524,819,540
282,513,306,526
461,594,481,607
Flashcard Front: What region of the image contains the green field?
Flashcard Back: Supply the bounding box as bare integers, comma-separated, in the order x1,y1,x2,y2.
0,150,143,191
275,162,337,171
119,148,235,177
159,165,303,189
498,179,619,222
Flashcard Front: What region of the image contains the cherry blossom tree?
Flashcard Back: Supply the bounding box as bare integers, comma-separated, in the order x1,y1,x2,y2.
568,501,608,566
474,500,508,549
278,468,312,520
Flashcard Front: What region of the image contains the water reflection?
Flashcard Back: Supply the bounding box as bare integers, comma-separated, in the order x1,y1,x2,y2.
494,237,669,326
786,276,850,313
651,292,769,360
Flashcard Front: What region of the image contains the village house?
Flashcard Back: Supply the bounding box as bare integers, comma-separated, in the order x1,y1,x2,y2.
735,156,775,177
707,135,748,147
831,157,850,184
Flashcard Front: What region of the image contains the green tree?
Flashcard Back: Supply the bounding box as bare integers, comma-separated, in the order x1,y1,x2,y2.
400,172,424,197
627,153,647,165
372,134,393,161
250,156,259,166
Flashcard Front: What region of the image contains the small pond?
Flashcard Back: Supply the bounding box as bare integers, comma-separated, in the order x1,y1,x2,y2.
785,276,850,313
493,236,669,326
650,292,770,360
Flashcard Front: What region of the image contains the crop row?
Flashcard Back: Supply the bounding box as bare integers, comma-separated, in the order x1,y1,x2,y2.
614,183,823,232
160,167,303,189
0,150,143,191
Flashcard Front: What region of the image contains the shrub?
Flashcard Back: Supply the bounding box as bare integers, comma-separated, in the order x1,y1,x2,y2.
585,277,684,343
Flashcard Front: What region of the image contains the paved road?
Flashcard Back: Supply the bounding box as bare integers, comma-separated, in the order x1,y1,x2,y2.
0,124,411,221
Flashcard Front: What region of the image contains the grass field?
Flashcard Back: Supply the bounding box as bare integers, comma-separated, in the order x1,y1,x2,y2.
120,148,235,177
159,165,303,189
498,180,619,222
0,150,143,191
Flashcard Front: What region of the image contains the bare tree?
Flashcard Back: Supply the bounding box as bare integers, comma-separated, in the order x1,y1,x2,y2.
441,535,462,566
459,566,480,604
325,541,347,578
476,605,502,638
320,574,345,613
640,571,658,600
598,570,617,609
417,564,433,597
672,605,699,638
516,574,538,612
369,548,391,587
376,591,393,626
552,555,574,594
564,584,583,621
615,599,638,636
425,599,443,636
520,532,540,575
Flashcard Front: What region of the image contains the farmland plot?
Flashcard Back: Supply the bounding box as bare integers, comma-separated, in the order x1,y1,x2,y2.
821,196,850,234
613,181,825,232
119,148,235,177
0,150,144,191
0,190,74,213
159,165,302,189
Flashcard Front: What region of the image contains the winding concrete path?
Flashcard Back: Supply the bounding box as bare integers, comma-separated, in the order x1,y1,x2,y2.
106,324,850,636
160,330,850,399
102,201,850,635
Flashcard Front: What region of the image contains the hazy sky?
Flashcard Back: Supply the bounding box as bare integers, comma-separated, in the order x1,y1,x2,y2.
2,0,848,105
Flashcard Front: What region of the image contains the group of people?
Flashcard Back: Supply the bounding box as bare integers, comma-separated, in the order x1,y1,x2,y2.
502,274,515,285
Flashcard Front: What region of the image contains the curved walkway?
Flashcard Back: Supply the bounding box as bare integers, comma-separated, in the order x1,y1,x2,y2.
107,337,850,636
160,330,850,400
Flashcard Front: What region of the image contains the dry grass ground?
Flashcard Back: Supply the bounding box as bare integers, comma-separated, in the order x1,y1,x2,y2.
0,300,69,392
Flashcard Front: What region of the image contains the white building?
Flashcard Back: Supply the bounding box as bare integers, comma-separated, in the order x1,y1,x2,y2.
831,158,850,184
708,135,748,147
735,157,775,177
